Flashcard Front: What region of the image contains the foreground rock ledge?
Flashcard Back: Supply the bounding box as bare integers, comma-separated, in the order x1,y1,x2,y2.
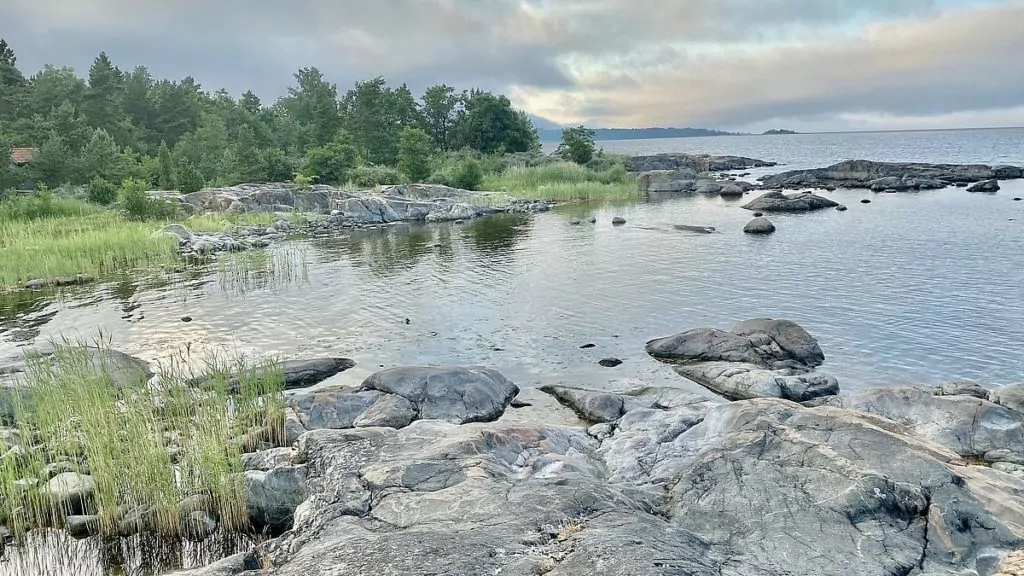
183,394,1024,576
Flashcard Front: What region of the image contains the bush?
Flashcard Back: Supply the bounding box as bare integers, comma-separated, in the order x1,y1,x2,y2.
176,160,205,194
302,140,359,185
262,148,295,182
88,177,118,205
0,189,100,222
397,127,432,182
451,158,484,191
119,177,178,221
350,165,404,188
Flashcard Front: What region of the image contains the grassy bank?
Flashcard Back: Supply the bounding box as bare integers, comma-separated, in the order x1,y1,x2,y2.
184,212,308,234
0,342,285,539
482,161,639,201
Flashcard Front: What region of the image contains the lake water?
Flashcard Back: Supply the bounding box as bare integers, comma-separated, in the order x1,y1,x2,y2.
3,128,1024,401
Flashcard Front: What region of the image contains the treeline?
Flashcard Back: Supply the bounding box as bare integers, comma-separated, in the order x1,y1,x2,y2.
537,127,737,142
0,39,539,193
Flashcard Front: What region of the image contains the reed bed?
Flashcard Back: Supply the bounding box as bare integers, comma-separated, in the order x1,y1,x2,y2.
215,244,310,295
482,162,640,201
0,340,286,542
0,213,179,288
184,212,309,234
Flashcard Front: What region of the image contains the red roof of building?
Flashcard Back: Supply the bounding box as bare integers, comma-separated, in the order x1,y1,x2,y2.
10,147,38,166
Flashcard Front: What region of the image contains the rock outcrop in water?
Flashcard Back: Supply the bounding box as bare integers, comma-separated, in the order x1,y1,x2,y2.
759,159,1024,190
742,190,840,212
646,318,839,402
638,170,759,195
628,153,776,173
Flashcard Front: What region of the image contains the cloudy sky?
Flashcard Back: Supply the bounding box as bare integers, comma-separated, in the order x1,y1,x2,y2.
4,0,1023,132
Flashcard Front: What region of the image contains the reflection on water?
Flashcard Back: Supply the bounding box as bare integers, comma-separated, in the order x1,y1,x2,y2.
0,530,258,576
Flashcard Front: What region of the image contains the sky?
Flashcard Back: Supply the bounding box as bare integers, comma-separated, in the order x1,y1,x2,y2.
3,0,1023,132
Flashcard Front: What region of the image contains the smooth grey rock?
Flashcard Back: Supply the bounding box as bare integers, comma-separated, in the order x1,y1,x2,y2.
695,181,723,194
65,514,100,539
719,183,745,197
673,224,715,233
742,190,839,212
743,217,776,234
598,357,623,368
674,362,839,402
360,366,519,424
936,380,989,399
989,382,1024,414
157,224,195,243
968,179,1000,192
352,394,417,429
287,388,383,431
637,169,698,193
647,318,825,369
165,552,258,576
245,465,308,535
612,216,627,225
835,204,848,211
242,447,297,471
42,472,95,514
539,385,719,423
831,387,1024,460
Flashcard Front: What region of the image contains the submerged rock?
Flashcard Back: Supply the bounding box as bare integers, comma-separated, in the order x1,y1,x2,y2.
743,217,776,234
191,357,355,393
742,191,839,212
65,514,101,539
612,216,627,225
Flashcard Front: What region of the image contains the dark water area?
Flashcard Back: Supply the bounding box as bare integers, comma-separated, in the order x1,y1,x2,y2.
3,128,1024,400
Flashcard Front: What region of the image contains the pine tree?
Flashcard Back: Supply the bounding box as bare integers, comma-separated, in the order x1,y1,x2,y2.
157,141,176,190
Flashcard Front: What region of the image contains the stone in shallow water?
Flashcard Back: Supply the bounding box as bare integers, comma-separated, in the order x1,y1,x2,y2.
743,217,776,234
612,216,627,225
245,465,308,535
41,472,96,515
742,191,838,212
598,357,623,368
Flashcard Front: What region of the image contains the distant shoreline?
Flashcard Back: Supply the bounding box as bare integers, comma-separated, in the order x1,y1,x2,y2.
538,125,1024,143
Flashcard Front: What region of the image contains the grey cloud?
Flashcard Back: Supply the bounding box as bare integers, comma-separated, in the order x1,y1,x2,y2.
2,0,1022,129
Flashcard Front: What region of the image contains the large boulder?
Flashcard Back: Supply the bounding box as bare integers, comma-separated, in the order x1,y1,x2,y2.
742,191,839,212
360,366,519,424
647,318,825,369
743,217,776,234
637,170,698,193
288,389,384,430
41,472,96,515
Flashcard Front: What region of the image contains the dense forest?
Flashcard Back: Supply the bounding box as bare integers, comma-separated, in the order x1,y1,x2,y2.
0,38,540,193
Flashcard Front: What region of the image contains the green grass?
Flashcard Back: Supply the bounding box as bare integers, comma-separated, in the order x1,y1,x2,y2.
0,213,180,288
215,244,310,295
184,212,308,234
0,192,101,222
0,340,286,540
482,162,640,201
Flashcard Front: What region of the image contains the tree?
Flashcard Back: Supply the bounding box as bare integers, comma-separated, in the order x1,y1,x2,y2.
27,137,73,186
157,141,176,190
77,128,125,184
452,158,483,191
397,127,432,182
149,79,202,146
173,113,230,181
281,67,341,148
0,39,26,122
341,77,422,166
453,90,538,155
421,84,459,151
560,125,596,165
302,136,359,185
262,148,294,182
175,159,205,194
84,52,124,139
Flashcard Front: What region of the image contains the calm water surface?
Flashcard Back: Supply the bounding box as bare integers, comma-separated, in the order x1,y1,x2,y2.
3,129,1024,395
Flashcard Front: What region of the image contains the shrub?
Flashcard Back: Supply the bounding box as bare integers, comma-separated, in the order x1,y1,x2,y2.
397,127,433,182
350,165,404,188
262,148,295,182
0,189,99,222
87,177,118,205
119,177,177,221
176,160,205,194
302,139,359,185
293,172,314,188
451,158,484,191
560,126,597,165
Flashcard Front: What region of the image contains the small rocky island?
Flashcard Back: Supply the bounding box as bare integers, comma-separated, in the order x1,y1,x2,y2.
6,319,1024,576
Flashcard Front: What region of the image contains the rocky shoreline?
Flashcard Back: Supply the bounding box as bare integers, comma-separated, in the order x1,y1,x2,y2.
6,318,1024,576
